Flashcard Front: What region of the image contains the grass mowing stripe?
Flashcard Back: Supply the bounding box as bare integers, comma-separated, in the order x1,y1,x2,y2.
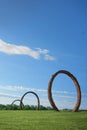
0,111,87,130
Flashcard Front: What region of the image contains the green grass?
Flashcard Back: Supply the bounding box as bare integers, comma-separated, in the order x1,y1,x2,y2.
0,110,87,130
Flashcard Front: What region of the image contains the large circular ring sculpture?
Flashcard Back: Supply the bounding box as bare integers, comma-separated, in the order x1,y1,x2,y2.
48,70,81,112
20,91,40,110
11,99,24,107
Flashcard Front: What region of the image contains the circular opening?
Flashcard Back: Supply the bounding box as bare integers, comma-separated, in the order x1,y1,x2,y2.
52,74,77,110
20,91,40,110
48,70,81,112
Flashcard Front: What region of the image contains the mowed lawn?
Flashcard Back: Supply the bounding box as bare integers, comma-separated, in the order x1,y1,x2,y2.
0,110,87,130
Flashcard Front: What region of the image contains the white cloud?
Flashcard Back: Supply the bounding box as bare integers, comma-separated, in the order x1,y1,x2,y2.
53,90,77,95
44,54,55,60
0,92,20,99
0,84,78,96
36,48,55,60
0,39,39,59
54,95,76,99
0,84,47,93
0,39,55,61
35,48,49,54
0,84,87,109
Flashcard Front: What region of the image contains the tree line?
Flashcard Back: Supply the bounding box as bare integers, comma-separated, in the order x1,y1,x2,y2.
0,104,53,110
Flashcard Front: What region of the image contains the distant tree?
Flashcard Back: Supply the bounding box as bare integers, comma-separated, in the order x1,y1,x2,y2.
24,105,31,110
46,106,53,110
40,105,47,110
0,104,53,110
6,104,12,110
12,104,19,110
30,105,36,110
0,104,6,110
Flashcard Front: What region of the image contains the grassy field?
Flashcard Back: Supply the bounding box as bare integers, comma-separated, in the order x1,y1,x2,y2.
0,110,87,130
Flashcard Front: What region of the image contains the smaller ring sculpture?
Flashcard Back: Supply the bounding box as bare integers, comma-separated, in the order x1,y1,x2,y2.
11,99,24,109
20,91,40,110
48,70,81,112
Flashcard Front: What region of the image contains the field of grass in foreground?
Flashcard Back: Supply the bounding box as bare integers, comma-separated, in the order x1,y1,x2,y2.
0,110,87,130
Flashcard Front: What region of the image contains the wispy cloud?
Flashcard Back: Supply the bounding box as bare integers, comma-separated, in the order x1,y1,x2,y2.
0,84,85,97
0,39,55,60
35,48,49,54
0,84,79,99
0,92,20,99
54,95,76,99
0,84,47,92
0,84,87,108
44,54,55,60
36,48,55,60
0,84,79,95
0,39,39,59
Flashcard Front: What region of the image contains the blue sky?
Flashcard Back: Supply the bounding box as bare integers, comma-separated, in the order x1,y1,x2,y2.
0,0,87,109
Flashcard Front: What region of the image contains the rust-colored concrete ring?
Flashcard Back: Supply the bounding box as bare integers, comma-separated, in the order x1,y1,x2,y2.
48,70,81,112
20,91,40,110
